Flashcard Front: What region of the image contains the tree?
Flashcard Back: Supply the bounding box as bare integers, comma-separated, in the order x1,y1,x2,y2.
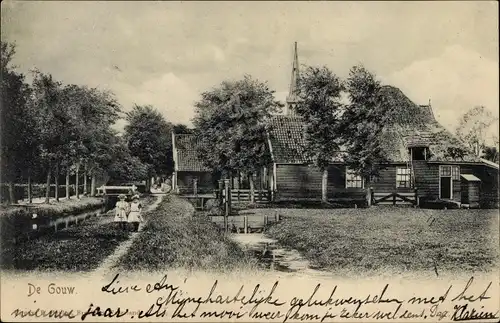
124,105,173,190
31,70,68,203
193,75,282,202
456,106,498,157
1,41,37,204
106,136,149,182
482,146,499,164
294,65,344,202
340,65,389,181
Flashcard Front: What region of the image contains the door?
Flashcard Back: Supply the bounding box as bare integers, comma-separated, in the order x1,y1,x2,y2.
440,177,452,199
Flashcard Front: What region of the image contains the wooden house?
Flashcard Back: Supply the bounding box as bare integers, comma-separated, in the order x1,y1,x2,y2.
265,86,499,207
171,133,214,194
264,43,499,208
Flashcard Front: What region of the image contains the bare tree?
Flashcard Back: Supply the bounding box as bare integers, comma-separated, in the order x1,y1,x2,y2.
455,106,498,157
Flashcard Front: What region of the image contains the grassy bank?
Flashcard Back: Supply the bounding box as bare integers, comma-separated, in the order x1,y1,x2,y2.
116,195,257,272
262,207,499,275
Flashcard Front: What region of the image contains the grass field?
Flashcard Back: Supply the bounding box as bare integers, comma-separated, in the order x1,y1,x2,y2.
256,207,499,276
116,195,258,272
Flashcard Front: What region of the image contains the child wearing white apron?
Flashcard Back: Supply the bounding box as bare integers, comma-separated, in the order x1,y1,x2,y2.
128,195,144,232
114,194,130,230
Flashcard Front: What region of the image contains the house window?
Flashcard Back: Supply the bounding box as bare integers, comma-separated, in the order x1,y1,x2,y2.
440,165,460,180
346,168,363,188
396,167,412,188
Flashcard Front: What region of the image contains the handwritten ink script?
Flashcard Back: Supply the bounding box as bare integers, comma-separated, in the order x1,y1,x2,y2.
11,275,499,322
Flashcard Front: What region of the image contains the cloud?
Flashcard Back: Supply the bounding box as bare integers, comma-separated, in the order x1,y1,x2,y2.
385,45,499,137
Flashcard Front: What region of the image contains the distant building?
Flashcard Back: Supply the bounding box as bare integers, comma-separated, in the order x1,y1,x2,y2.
171,133,214,194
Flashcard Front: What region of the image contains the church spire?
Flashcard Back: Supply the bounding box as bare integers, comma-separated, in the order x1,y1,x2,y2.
286,42,299,116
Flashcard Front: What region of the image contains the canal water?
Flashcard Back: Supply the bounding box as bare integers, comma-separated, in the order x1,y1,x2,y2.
231,233,328,277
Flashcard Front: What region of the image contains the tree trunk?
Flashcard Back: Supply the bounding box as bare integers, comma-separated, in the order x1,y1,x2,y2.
83,162,88,195
45,166,51,204
28,175,32,204
8,181,15,204
249,173,255,203
321,168,328,202
65,167,70,199
75,162,80,199
90,172,96,197
54,163,60,202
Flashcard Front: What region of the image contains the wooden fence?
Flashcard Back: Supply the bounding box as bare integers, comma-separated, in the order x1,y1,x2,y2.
1,184,87,203
229,189,270,203
372,190,418,206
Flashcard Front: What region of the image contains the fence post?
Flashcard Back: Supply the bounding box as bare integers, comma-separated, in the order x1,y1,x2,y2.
275,211,279,222
193,178,198,197
366,187,372,207
244,215,248,234
224,179,231,233
218,180,224,206
415,189,419,207
393,192,396,205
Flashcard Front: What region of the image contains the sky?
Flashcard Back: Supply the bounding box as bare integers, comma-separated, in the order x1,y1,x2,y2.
1,1,498,141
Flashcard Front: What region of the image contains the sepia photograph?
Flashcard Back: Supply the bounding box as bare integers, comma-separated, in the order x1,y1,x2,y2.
1,1,499,322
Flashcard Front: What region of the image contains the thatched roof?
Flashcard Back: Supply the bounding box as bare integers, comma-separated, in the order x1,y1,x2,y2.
378,85,480,163
172,134,210,172
267,85,481,164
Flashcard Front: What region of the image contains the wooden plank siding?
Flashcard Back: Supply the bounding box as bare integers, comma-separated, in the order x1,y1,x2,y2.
370,164,413,193
274,164,349,199
460,164,499,208
413,161,461,203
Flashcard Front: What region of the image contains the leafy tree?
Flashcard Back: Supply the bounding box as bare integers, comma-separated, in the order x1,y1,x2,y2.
482,146,499,164
1,42,37,203
106,136,149,181
68,85,121,197
295,65,344,202
340,65,389,181
124,105,173,190
193,75,282,202
31,70,68,203
456,106,498,157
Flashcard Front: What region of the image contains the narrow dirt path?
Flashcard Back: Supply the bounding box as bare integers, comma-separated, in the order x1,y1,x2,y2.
92,194,165,276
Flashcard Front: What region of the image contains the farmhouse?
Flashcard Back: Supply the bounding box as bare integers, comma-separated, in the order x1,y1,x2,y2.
265,43,499,208
171,133,214,194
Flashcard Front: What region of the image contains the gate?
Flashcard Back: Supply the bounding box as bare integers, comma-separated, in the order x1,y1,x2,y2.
373,190,418,206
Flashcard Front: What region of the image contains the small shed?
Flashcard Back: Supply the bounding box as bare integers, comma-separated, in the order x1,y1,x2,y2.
460,174,481,207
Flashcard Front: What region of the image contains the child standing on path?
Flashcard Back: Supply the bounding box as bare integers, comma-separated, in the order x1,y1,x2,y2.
128,194,144,232
114,194,130,231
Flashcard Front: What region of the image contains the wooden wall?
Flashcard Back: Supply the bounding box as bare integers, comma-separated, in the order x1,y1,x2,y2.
461,164,499,208
274,164,366,199
176,171,214,194
370,164,413,193
412,161,461,203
